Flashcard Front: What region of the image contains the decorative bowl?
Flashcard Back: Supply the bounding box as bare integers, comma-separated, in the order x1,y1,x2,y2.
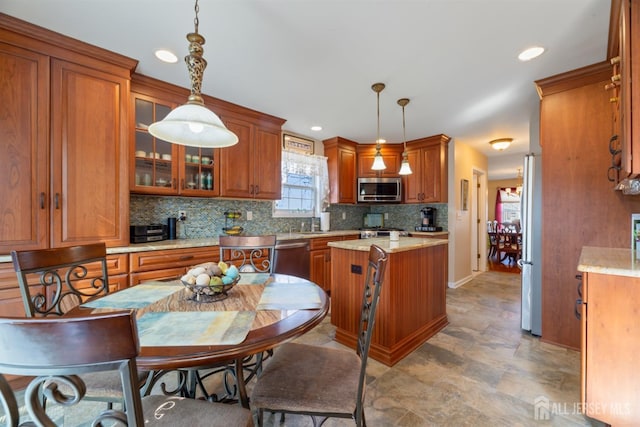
181,275,240,302
223,226,244,235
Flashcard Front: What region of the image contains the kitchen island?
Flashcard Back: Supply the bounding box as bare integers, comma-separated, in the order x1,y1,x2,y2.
328,237,448,366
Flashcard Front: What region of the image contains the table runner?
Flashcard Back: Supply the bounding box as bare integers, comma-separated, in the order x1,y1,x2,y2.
81,282,183,309
136,311,256,346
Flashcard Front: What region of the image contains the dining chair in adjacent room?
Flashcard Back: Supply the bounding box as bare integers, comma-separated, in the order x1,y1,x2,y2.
10,242,149,408
191,234,278,405
250,244,389,427
0,311,253,426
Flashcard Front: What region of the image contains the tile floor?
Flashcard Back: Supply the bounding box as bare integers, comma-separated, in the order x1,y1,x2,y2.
2,271,606,426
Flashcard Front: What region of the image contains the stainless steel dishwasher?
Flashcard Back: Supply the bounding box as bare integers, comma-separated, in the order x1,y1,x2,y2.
273,239,310,279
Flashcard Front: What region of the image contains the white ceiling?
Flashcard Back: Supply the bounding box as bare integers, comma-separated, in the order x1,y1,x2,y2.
1,0,611,179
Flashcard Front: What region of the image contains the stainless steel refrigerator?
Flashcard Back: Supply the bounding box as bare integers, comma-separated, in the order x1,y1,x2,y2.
519,153,542,335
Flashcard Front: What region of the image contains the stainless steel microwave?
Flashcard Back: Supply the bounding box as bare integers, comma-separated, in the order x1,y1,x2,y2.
357,177,402,203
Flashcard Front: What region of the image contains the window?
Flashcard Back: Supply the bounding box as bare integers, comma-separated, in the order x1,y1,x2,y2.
273,151,329,218
495,188,521,223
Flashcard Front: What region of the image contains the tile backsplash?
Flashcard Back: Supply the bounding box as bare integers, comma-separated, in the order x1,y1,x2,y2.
130,195,447,238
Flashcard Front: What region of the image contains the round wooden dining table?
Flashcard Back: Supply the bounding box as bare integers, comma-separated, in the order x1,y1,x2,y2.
72,273,329,408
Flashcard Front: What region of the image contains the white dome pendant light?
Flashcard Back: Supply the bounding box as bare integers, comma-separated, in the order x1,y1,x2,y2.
149,0,238,148
397,98,412,175
371,83,387,171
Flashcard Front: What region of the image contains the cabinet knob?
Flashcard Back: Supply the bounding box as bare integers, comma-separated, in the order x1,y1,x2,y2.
610,97,619,103
54,193,60,209
611,74,622,82
605,82,617,91
610,56,621,65
254,184,259,195
40,192,46,209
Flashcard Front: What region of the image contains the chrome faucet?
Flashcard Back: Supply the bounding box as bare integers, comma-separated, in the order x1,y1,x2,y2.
310,217,318,232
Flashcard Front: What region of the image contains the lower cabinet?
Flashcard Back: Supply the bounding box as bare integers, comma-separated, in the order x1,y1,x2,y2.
309,234,359,293
128,246,218,286
581,271,640,425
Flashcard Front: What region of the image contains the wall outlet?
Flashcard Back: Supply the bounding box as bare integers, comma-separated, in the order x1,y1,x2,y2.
342,212,346,220
384,212,389,219
246,211,253,221
178,210,187,221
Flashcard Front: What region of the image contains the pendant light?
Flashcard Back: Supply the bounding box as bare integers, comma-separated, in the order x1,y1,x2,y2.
148,0,238,148
371,83,387,171
397,98,412,175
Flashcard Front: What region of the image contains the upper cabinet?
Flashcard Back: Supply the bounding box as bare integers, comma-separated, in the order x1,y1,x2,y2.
356,144,403,178
130,76,221,197
0,15,136,254
130,74,285,200
403,135,450,203
608,0,640,178
219,116,283,199
323,137,358,204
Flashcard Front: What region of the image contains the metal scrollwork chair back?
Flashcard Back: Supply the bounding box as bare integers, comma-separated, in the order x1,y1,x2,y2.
11,242,110,317
218,235,276,273
0,312,253,426
250,244,388,427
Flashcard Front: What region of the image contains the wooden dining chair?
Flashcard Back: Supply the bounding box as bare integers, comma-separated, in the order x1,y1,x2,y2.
250,244,389,427
10,242,148,408
0,311,253,426
218,234,277,273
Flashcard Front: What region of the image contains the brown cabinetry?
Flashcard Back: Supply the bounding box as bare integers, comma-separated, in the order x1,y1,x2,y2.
130,76,221,197
403,135,450,203
609,0,640,177
580,270,640,425
356,144,403,178
309,234,359,293
219,116,283,199
323,137,358,204
0,15,135,254
128,246,218,286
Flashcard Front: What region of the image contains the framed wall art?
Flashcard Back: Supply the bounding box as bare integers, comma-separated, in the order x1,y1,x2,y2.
282,133,314,155
461,179,469,211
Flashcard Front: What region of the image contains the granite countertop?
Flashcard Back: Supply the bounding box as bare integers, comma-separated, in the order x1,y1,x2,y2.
328,236,448,253
577,246,640,278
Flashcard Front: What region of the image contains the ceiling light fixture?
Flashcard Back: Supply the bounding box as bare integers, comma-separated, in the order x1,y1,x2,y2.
148,0,238,148
518,46,545,61
397,98,412,175
489,138,513,151
371,82,387,171
154,49,178,63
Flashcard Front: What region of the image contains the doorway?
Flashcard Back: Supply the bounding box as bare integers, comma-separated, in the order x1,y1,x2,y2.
471,168,487,273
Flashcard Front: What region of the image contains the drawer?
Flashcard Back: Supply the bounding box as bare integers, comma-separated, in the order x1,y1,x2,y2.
129,246,218,273
310,237,336,251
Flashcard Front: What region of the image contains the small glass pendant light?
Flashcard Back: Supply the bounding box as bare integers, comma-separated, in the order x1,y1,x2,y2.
371,83,387,171
397,98,412,175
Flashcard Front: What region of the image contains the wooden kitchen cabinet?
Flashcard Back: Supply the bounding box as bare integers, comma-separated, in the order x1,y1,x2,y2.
128,246,218,286
609,0,640,178
309,234,359,293
219,116,283,199
130,75,221,197
0,15,136,254
323,137,358,204
356,144,403,178
580,269,640,425
403,135,450,203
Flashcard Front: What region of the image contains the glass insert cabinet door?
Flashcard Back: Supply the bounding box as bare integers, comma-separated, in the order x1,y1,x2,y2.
132,95,218,195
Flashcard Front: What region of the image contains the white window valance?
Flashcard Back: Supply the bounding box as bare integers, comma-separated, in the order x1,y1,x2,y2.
281,150,330,215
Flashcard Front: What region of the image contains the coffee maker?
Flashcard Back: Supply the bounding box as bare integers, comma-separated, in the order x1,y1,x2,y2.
415,207,443,232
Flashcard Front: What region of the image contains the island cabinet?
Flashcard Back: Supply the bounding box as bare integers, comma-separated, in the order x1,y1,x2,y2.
130,75,221,197
0,14,136,254
128,246,218,286
403,134,450,203
323,137,358,204
218,116,284,199
329,237,449,366
356,144,403,178
577,247,640,426
309,234,359,293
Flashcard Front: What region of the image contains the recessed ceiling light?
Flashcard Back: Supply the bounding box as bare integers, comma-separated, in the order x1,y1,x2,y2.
310,125,322,131
518,46,545,62
155,49,178,63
